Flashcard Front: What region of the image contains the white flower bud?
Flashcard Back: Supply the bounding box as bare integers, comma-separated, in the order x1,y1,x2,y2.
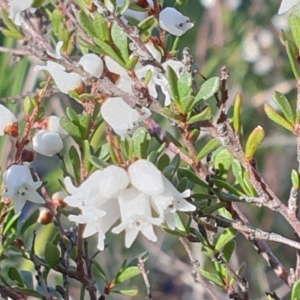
32,130,63,157
78,53,104,78
101,97,151,140
159,7,194,36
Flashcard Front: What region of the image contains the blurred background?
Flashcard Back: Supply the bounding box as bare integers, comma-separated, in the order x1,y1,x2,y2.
0,0,298,299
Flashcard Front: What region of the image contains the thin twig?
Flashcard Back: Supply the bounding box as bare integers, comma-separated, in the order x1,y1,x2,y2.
179,237,219,300
138,254,152,300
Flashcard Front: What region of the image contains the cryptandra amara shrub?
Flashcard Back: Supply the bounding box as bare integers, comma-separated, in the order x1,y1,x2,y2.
1,0,300,299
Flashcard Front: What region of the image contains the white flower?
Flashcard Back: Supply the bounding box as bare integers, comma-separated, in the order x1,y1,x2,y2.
32,130,63,157
36,116,68,139
112,187,162,248
101,97,151,140
0,105,17,136
64,165,129,207
9,0,36,26
104,56,134,94
78,53,104,78
3,165,44,215
150,177,194,230
159,7,194,36
34,61,85,94
128,159,195,230
128,159,164,195
278,0,300,14
64,170,104,208
69,200,120,250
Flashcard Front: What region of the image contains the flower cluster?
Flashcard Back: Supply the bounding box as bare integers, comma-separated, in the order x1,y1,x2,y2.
64,159,195,249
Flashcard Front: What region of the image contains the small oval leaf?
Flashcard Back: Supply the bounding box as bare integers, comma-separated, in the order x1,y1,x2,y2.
245,126,265,160
193,76,220,106
44,242,60,268
273,91,294,124
264,103,294,132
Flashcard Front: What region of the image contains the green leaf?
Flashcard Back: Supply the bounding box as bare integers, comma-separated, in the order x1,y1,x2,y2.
94,38,126,67
93,260,109,283
215,228,237,251
116,0,130,16
60,117,82,143
1,9,22,33
78,10,96,37
193,77,220,106
264,103,294,132
111,23,129,63
114,266,140,284
18,208,39,236
291,280,300,300
2,29,23,39
32,0,46,7
66,107,79,123
178,168,209,188
212,178,244,196
93,13,110,42
212,147,233,180
202,202,226,214
157,153,170,171
272,91,294,124
197,138,221,160
289,14,300,50
51,9,64,37
89,155,109,169
163,154,180,180
132,127,151,158
178,73,193,112
44,242,60,268
74,0,90,15
233,93,242,134
285,41,300,80
0,233,17,254
187,106,212,124
8,267,25,287
137,15,156,31
166,65,180,105
83,140,92,173
113,289,138,296
232,160,255,196
291,169,300,190
198,267,224,287
79,113,91,140
69,146,81,184
245,126,265,160
15,287,43,298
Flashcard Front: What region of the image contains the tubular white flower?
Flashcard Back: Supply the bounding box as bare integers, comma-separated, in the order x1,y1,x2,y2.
64,165,129,207
64,170,104,208
69,200,120,250
159,7,194,36
32,130,64,157
128,159,195,230
0,105,17,136
9,0,36,26
278,0,300,14
104,56,134,94
78,53,104,78
112,187,162,248
3,165,44,215
34,61,84,94
101,97,151,140
151,177,194,230
128,159,164,195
